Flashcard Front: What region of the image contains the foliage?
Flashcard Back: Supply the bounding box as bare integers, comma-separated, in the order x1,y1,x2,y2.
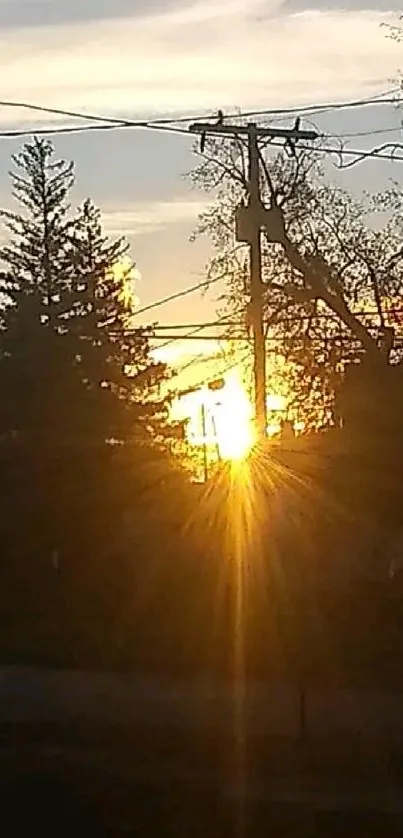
190,137,403,425
0,138,192,660
0,138,170,444
64,197,169,443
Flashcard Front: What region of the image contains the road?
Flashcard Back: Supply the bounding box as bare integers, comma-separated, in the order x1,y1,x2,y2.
1,669,403,833
1,667,403,739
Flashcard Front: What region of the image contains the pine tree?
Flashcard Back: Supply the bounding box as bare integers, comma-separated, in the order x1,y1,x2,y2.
1,137,74,312
64,198,169,444
0,138,182,578
0,139,169,446
0,137,77,441
0,139,194,666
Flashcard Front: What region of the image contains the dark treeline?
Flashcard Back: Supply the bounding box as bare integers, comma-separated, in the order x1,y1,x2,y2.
0,138,403,686
0,138,203,671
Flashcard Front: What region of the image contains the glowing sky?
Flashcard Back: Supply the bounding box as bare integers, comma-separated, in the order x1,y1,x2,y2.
0,1,401,322
0,0,402,406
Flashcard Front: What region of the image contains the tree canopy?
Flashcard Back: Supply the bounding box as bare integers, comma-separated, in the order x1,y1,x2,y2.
190,137,403,426
0,138,170,447
0,138,192,651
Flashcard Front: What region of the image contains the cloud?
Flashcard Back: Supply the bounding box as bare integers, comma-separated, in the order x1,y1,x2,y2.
0,0,160,29
101,197,209,237
1,0,398,32
0,0,399,127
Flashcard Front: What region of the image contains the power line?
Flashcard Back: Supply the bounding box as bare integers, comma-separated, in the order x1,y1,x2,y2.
0,86,396,127
164,313,250,378
170,352,249,394
160,306,403,384
187,119,403,163
0,100,141,125
331,124,403,140
149,300,252,357
176,86,401,125
246,87,401,120
149,307,403,333
169,350,224,381
155,325,213,352
261,136,403,163
153,333,248,341
5,124,400,166
132,302,403,339
132,272,225,319
166,336,403,395
153,332,403,344
0,86,398,142
0,120,192,140
150,320,237,331
152,313,240,353
314,142,403,164
0,99,217,128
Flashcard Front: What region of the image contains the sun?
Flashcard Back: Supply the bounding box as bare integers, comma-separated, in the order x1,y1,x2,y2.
211,373,255,461
171,369,255,464
218,420,254,461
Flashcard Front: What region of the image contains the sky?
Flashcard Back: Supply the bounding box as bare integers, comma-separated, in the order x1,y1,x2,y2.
0,0,402,376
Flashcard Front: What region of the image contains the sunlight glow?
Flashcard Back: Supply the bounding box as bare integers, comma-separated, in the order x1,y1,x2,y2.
173,369,255,462
213,373,255,461
171,368,295,461
267,393,286,412
109,256,140,310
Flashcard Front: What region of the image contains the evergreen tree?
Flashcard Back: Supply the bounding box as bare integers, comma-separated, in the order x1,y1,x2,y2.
0,138,179,593
0,139,169,446
0,137,76,440
65,198,169,443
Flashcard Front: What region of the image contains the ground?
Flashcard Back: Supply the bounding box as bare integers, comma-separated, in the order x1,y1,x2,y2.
1,722,403,835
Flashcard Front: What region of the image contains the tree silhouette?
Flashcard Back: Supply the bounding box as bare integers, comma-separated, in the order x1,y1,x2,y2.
0,140,170,445
0,138,77,440
190,139,403,426
0,139,189,659
65,198,170,443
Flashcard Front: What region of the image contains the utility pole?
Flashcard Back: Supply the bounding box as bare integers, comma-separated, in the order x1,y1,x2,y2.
248,124,266,440
189,118,318,442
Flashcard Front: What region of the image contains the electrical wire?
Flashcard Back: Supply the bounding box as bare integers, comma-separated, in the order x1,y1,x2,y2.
0,86,398,128
260,137,403,163
163,348,223,386
0,120,192,140
0,92,402,381
170,351,249,394
151,322,403,384
154,333,246,341
157,312,249,380
132,272,226,319
0,86,399,142
125,306,403,338
153,311,246,352
241,87,401,120
330,124,403,140
154,332,403,345
0,99,220,128
153,321,229,353
150,320,238,331
314,142,403,164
